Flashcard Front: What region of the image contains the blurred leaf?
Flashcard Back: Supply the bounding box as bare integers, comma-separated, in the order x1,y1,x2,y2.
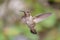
4,25,21,36
0,33,6,40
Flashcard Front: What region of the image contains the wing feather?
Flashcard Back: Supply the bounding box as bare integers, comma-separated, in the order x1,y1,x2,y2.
33,13,52,23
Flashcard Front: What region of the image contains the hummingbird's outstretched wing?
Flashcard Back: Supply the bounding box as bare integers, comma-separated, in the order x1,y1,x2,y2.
33,13,52,23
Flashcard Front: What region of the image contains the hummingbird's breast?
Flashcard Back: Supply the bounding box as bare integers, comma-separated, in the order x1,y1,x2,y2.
22,16,34,27
26,16,33,25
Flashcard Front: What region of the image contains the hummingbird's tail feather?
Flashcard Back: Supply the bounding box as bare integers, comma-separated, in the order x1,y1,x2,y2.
30,29,37,34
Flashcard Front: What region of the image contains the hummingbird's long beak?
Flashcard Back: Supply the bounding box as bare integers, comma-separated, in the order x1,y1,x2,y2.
20,10,27,16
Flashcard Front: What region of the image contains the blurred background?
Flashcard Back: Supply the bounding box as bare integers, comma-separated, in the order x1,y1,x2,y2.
0,0,60,40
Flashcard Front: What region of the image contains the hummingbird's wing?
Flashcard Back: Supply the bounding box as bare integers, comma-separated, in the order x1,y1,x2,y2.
33,13,52,23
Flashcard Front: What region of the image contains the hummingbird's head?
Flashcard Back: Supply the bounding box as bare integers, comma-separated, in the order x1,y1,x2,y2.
20,9,32,17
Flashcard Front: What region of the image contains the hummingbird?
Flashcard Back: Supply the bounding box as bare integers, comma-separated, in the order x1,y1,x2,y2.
21,10,51,34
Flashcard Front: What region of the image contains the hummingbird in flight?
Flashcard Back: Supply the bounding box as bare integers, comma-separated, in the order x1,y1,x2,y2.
21,9,51,34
